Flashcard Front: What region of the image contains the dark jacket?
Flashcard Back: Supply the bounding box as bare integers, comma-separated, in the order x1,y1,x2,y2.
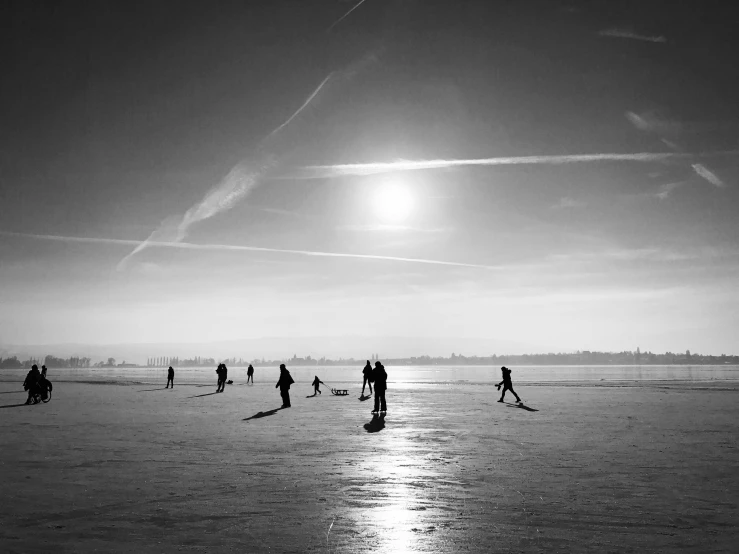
363,363,372,380
168,367,174,377
276,369,294,390
373,365,388,391
247,365,254,375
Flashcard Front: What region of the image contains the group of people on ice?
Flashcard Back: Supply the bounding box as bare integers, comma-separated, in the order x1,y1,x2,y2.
163,360,520,411
22,364,53,404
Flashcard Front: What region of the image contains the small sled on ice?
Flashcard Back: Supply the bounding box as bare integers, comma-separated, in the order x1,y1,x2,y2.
330,388,348,396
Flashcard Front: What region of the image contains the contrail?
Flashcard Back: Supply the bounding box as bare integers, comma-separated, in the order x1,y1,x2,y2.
626,111,728,189
118,69,335,270
267,73,334,138
2,231,496,270
293,151,739,179
599,28,666,43
692,163,725,187
327,0,369,32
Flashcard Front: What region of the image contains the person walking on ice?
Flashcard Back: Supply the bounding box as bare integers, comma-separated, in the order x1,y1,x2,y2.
496,366,521,403
311,375,325,395
372,361,387,413
246,364,254,384
166,366,175,388
276,364,294,408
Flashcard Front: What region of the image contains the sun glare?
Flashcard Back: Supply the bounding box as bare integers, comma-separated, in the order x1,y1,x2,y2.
373,182,413,222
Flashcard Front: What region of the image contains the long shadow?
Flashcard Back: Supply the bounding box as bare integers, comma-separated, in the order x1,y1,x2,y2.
0,390,22,394
359,394,372,402
364,413,386,433
306,393,318,398
243,407,284,421
0,403,30,409
504,401,539,412
188,391,221,398
138,387,170,392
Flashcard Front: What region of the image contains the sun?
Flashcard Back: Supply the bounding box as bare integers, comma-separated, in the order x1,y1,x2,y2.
373,182,413,222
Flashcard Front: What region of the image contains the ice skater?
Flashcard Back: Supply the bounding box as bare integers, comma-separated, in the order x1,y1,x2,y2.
311,375,325,396
246,364,254,384
361,360,373,396
496,366,521,403
276,363,294,407
166,366,174,388
372,361,387,413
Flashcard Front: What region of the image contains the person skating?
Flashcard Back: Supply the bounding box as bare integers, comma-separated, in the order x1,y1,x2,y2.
166,366,175,388
276,363,294,407
361,360,373,396
246,364,254,384
311,375,325,395
496,366,521,403
372,361,387,413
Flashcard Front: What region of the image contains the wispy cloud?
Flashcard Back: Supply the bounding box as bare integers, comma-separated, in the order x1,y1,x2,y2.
293,151,739,179
551,197,586,209
1,231,496,270
338,224,448,233
655,181,685,200
692,163,725,188
599,28,666,43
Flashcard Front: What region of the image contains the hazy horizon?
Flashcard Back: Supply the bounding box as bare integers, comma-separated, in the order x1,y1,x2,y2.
2,2,738,354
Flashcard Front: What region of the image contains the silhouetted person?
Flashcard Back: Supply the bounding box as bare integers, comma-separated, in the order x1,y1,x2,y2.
372,361,387,413
311,375,325,395
23,364,41,404
246,364,254,384
276,363,294,407
216,364,226,392
221,364,228,390
41,365,47,378
361,360,373,395
166,366,175,388
497,366,521,403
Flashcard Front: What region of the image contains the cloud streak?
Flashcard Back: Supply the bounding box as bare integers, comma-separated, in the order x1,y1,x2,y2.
327,0,370,32
599,28,666,43
2,231,496,270
293,150,739,179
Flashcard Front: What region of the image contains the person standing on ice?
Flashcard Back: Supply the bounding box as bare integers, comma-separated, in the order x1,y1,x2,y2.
246,364,254,384
166,366,174,388
496,366,521,403
361,360,373,396
372,361,387,413
276,364,294,408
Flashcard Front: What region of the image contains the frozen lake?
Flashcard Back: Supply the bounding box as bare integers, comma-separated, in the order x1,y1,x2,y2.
2,364,738,386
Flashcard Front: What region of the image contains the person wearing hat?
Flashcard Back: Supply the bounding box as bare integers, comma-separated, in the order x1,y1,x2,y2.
496,366,521,403
275,364,294,408
372,361,387,413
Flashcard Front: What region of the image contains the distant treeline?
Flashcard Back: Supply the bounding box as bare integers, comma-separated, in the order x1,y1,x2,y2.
2,350,738,369
0,355,92,369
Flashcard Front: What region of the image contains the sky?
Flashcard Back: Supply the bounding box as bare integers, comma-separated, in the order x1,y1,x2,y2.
1,0,738,357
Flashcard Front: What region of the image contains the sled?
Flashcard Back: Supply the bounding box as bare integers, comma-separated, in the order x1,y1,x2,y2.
331,388,348,396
